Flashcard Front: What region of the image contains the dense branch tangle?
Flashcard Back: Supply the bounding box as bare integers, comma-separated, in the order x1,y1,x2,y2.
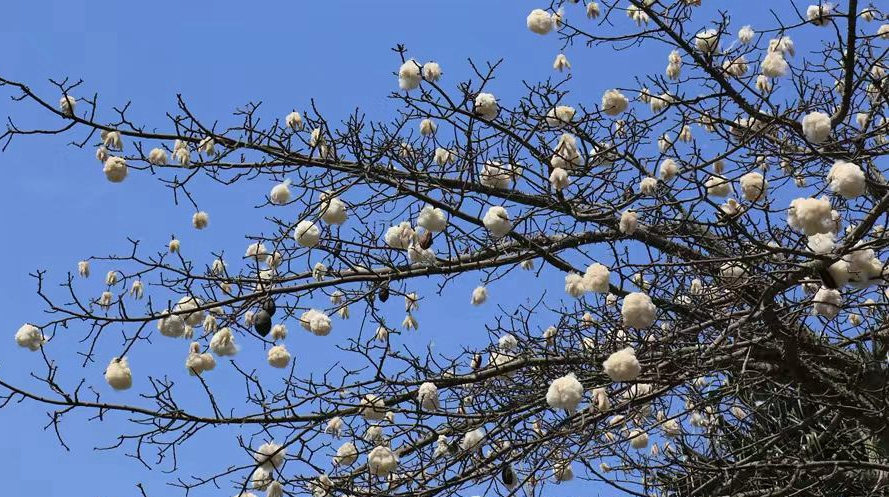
3,1,889,497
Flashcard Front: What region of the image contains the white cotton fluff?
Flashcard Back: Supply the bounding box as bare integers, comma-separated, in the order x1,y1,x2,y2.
756,75,773,94
175,296,206,326
185,342,216,375
103,156,128,183
325,416,344,438
480,161,520,188
270,323,287,341
129,280,143,300
739,172,767,201
334,441,358,466
143,148,167,167
546,105,576,128
367,446,398,477
294,220,321,248
552,460,574,482
827,160,865,199
553,53,571,72
622,292,656,328
565,273,586,298
801,111,832,143
787,196,834,235
420,118,437,136
285,111,304,131
363,425,384,444
499,333,518,351
812,286,842,318
361,394,387,420
587,2,600,18
199,136,216,157
385,222,415,249
78,260,90,278
266,481,284,497
471,286,488,305
254,442,286,470
245,242,268,261
105,357,133,390
603,347,642,382
659,158,680,181
300,309,332,336
720,262,748,285
546,373,583,412
96,146,109,163
460,427,485,451
483,206,512,238
102,130,123,150
723,56,748,77
601,90,628,116
583,263,610,293
417,205,447,233
474,93,499,120
629,429,649,449
417,382,440,410
422,62,442,81
592,387,610,410
209,327,238,356
157,312,186,338
15,324,44,351
619,210,638,235
807,232,836,254
550,167,570,191
761,51,789,78
738,25,755,44
175,147,191,166
105,270,119,286
694,29,719,54
398,59,422,90
319,193,347,225
434,147,454,165
192,211,209,230
527,9,554,35
880,24,889,40
807,3,832,26
705,175,731,197
269,180,292,205
250,467,272,491
639,177,657,196
59,94,76,116
267,345,292,368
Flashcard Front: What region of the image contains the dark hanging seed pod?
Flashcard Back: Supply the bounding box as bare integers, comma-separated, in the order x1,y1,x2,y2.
253,309,272,337
379,282,390,302
418,230,433,249
262,298,277,317
501,466,516,487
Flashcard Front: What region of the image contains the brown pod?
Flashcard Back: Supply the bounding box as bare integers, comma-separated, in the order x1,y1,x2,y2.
378,283,390,302
418,230,433,249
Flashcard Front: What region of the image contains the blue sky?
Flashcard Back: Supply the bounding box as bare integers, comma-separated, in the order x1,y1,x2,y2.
0,1,822,496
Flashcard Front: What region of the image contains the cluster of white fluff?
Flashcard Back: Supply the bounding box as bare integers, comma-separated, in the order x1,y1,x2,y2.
828,243,885,288
601,90,628,116
185,342,216,375
105,357,133,390
720,262,748,285
333,441,358,466
294,220,321,248
761,50,789,78
102,130,123,150
483,206,512,238
318,192,348,225
553,53,571,72
812,286,842,318
254,441,286,470
422,61,442,81
551,133,582,170
738,25,755,44
550,167,570,190
619,210,638,235
827,160,865,199
666,50,681,80
210,327,238,356
471,286,488,306
419,118,437,136
267,345,292,368
175,296,206,326
361,394,387,420
694,29,719,54
417,205,447,233
285,111,303,131
417,382,440,410
806,3,833,26
300,309,332,336
603,347,641,381
59,94,76,116
130,280,144,300
474,93,498,120
269,179,292,205
546,373,584,412
147,147,168,165
103,156,128,183
659,158,680,181
739,172,768,201
583,263,611,293
527,9,554,35
723,56,748,77
621,292,657,328
461,427,486,451
192,211,209,230
157,311,186,338
434,147,455,166
639,177,658,196
626,4,650,25
325,417,344,438
565,273,585,298
787,196,836,235
545,105,575,128
398,59,422,90
705,175,731,197
15,323,45,351
367,446,398,476
628,429,650,449
78,260,90,278
552,460,574,482
480,160,520,188
385,222,415,249
801,111,832,143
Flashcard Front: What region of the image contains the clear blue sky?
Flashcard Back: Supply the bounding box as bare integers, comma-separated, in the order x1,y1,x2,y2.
0,1,812,495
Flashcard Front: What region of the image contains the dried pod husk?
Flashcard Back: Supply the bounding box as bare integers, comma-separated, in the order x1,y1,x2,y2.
262,298,277,317
379,283,390,302
254,309,272,337
418,230,433,249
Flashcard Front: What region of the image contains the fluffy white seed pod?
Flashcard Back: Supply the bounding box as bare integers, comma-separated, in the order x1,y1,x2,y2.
587,2,601,18
592,387,610,411
398,59,422,90
483,206,512,238
105,270,119,286
659,158,680,181
787,196,835,235
827,160,865,199
77,260,90,278
105,357,133,390
245,242,267,261
385,222,415,249
419,118,437,136
807,232,836,254
266,481,284,497
254,442,286,470
175,296,206,327
738,25,755,44
285,111,304,131
59,94,76,116
250,467,272,491
801,111,832,143
95,146,109,163
694,29,719,54
185,342,216,375
812,286,842,318
761,50,789,77
705,176,731,197
433,147,454,166
603,347,642,381
300,309,332,336
474,93,498,120
319,193,348,225
101,130,123,150
325,416,344,438
639,177,657,196
417,205,447,233
723,56,748,77
417,382,440,410
128,280,143,300
270,323,287,341
267,344,292,368
756,74,773,93
471,286,488,305
565,273,586,298
739,172,768,201
553,53,571,72
198,136,216,157
527,9,554,35
619,210,638,235
546,373,583,412
103,156,128,183
546,105,576,128
583,263,610,293
499,333,518,352
879,24,889,40
192,211,210,230
806,3,833,26
769,36,796,56
622,292,657,328
148,147,168,165
15,323,45,351
209,328,238,356
309,128,325,147
549,167,570,191
552,460,574,481
481,160,522,186
174,147,191,166
157,312,186,338
460,427,486,451
363,425,383,443
269,180,292,205
367,446,398,476
601,89,628,116
334,441,358,466
629,429,649,449
361,394,387,421
294,220,321,248
422,62,442,81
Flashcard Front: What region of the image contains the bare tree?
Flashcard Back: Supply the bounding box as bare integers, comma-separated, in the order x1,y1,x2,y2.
3,1,889,496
